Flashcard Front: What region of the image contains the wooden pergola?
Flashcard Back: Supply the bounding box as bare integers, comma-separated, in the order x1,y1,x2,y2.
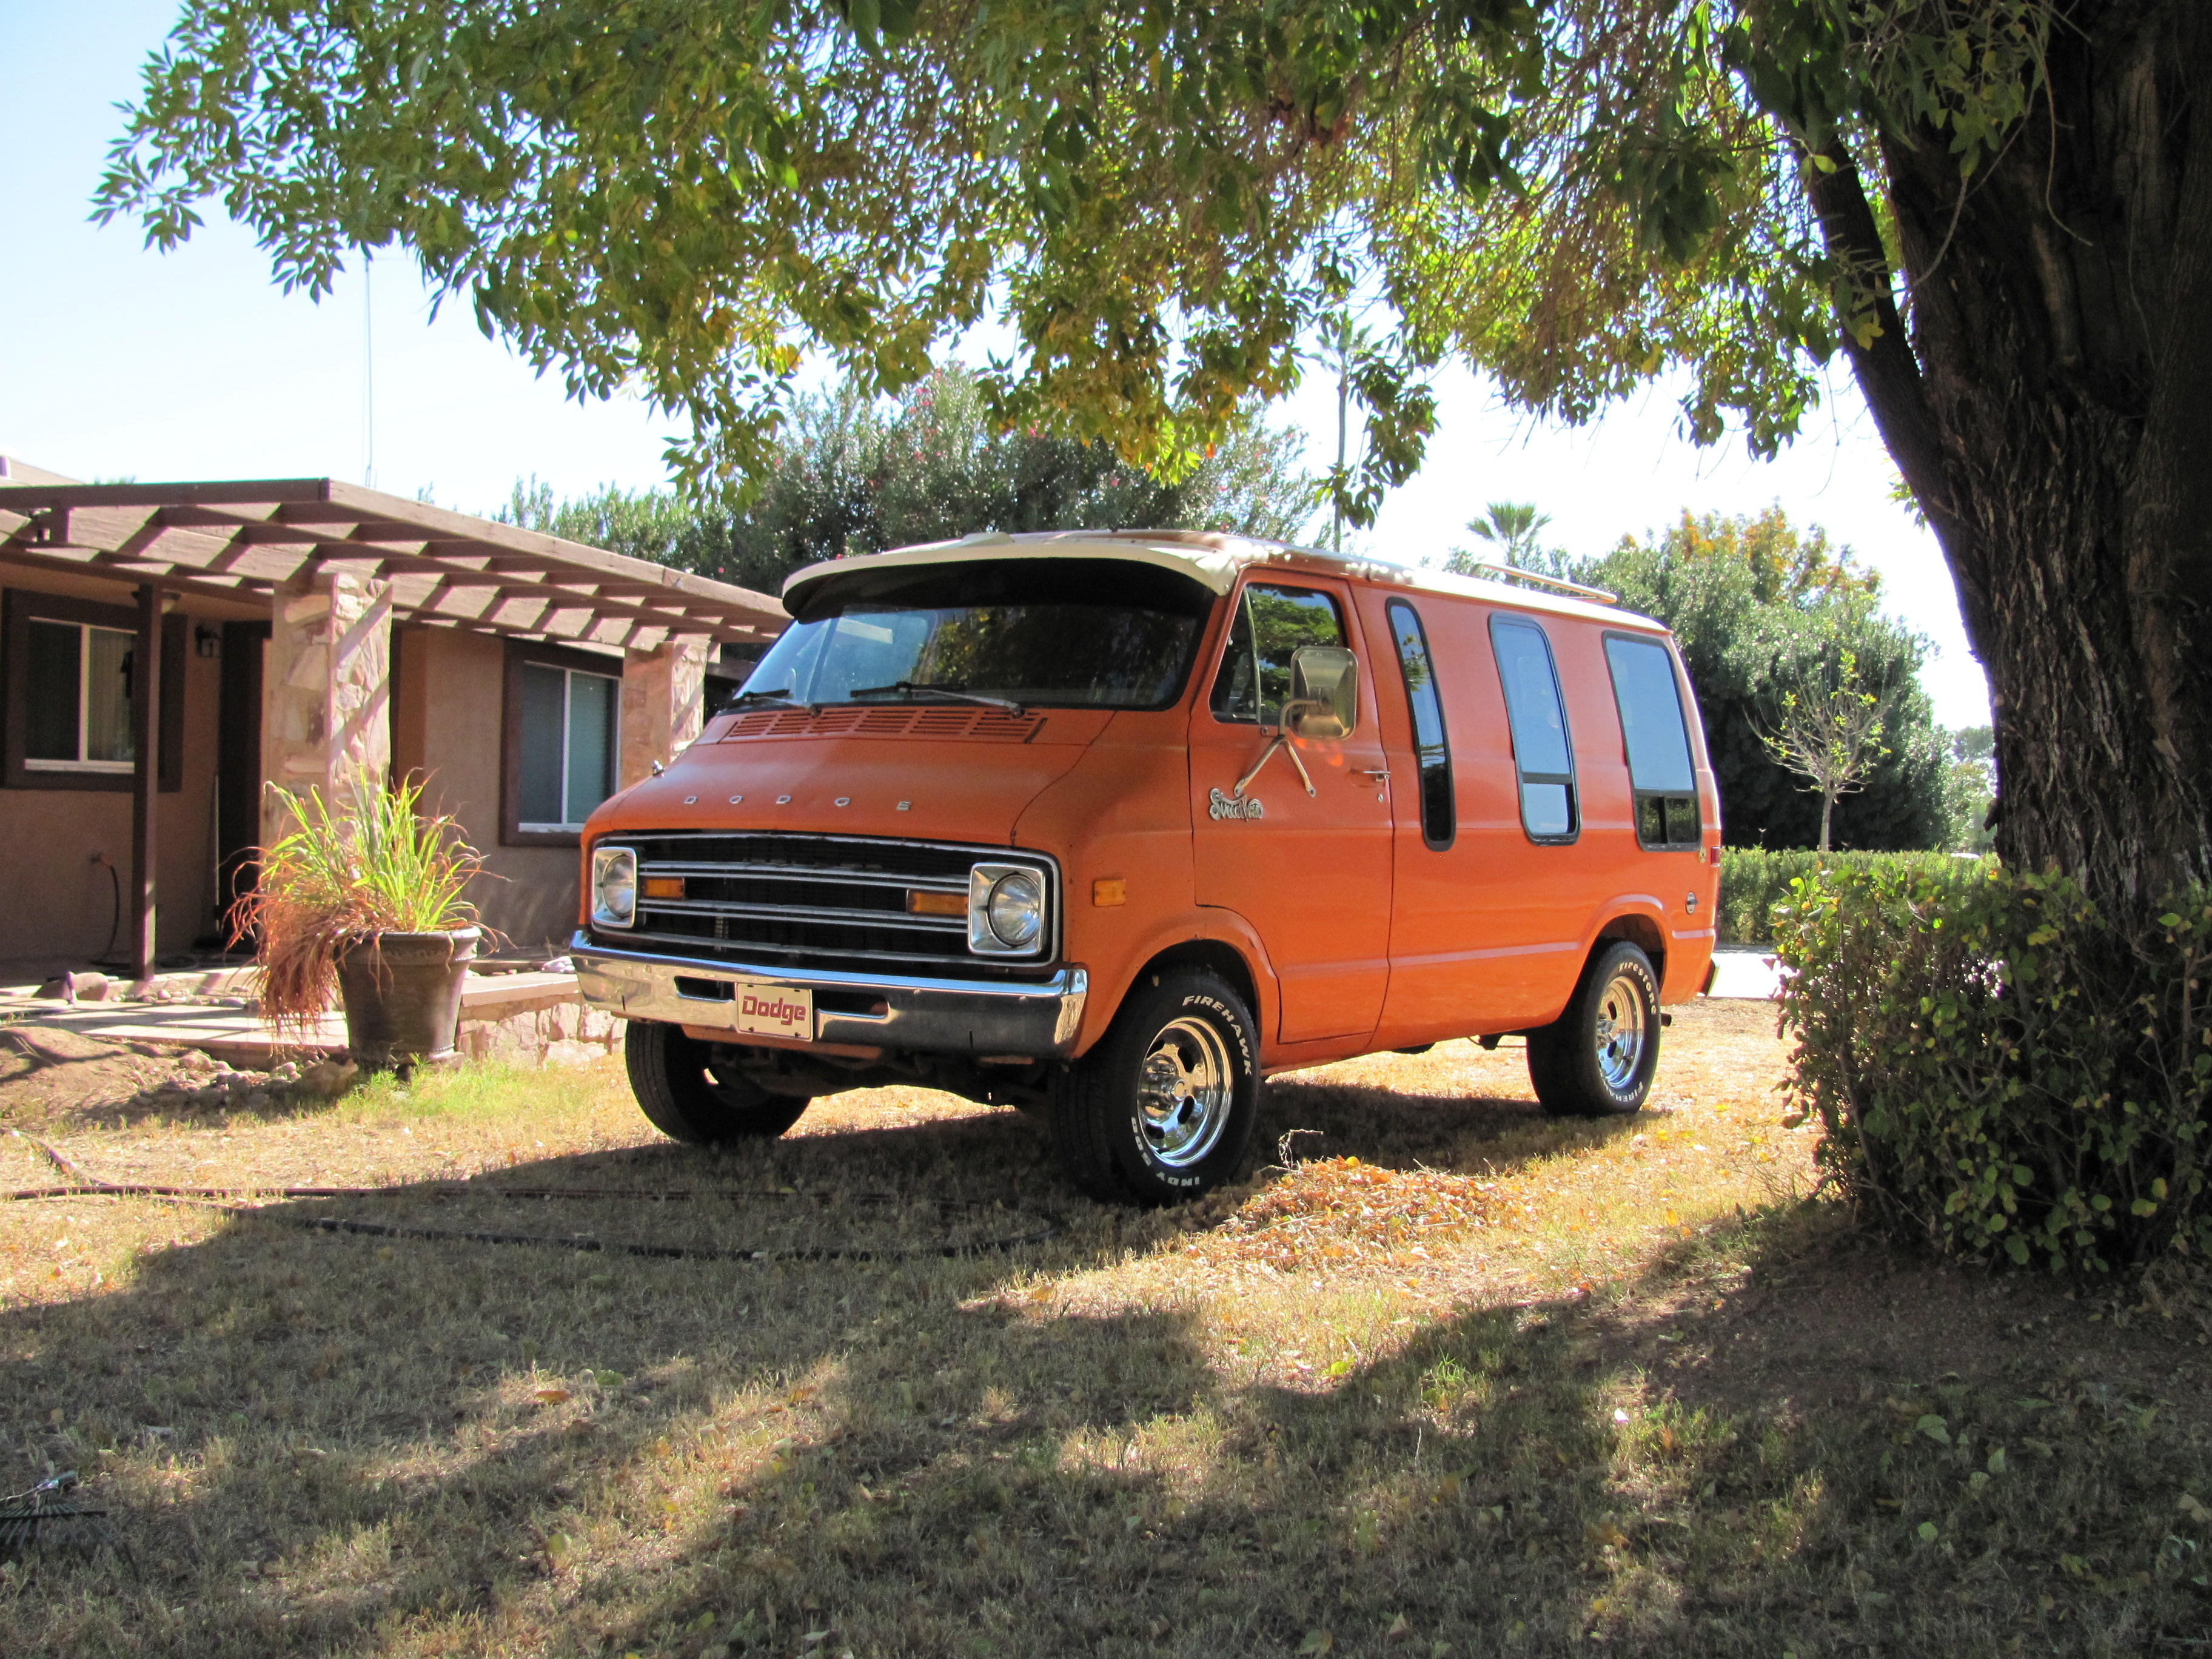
0,476,786,650
0,478,789,980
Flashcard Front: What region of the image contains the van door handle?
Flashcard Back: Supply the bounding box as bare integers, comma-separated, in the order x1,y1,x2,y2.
1359,769,1392,781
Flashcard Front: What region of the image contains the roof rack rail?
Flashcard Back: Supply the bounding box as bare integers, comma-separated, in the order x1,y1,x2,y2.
1465,561,1618,606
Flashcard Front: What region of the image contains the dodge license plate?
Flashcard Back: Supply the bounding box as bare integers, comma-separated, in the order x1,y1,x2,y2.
732,982,813,1041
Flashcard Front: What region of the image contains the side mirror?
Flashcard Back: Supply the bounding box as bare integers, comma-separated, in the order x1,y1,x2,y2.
1286,646,1359,740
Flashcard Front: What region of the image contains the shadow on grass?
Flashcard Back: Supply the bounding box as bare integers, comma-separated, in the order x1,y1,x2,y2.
2,1104,2205,1658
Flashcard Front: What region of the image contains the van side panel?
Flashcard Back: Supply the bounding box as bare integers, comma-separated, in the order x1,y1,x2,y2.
1551,618,1720,1006
1363,591,1586,1041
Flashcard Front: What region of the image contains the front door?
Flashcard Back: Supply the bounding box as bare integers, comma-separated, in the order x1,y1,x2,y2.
1188,577,1395,1045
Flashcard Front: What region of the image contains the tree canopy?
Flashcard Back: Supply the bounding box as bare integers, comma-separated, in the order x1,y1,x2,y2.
95,2,2212,904
93,0,2014,505
497,362,1314,592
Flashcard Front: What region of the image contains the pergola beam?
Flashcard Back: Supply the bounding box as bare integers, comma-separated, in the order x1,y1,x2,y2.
0,477,785,648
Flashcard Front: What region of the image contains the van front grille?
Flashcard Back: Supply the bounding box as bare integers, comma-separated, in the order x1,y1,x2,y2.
592,833,1053,975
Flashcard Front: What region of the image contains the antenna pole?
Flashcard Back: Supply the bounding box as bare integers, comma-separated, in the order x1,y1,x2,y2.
363,251,376,489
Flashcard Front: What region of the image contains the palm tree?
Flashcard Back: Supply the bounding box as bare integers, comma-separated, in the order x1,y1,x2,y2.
1446,502,1555,575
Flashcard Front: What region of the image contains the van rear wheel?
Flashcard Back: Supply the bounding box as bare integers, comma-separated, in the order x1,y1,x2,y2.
1048,970,1259,1205
1527,942,1660,1116
623,1021,811,1144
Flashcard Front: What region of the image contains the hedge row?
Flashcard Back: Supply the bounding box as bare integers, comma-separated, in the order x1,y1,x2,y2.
1717,847,1972,944
1770,860,2212,1275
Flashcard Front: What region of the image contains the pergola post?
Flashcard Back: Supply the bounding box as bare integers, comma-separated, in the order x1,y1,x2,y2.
261,570,393,846
618,637,709,791
130,583,164,982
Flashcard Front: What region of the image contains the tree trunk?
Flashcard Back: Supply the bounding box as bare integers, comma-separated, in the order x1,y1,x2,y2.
1809,1,2212,913
1819,790,1834,856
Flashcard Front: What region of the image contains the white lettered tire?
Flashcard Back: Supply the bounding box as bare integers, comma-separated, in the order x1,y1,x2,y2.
1048,970,1259,1204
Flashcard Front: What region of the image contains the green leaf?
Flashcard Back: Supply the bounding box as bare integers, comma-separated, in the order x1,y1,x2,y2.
1915,1413,1951,1446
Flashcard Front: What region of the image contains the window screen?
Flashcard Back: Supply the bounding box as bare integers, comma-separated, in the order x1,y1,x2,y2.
1490,615,1577,841
1604,635,1701,850
1209,585,1346,725
519,663,619,831
1386,599,1453,849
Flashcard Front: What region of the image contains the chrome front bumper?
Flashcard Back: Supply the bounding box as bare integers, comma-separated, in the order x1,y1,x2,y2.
570,932,1088,1059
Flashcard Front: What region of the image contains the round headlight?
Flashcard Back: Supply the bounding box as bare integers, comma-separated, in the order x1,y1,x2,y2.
985,870,1044,949
591,847,637,928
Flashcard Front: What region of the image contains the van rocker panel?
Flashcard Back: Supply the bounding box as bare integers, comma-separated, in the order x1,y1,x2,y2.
571,933,1088,1058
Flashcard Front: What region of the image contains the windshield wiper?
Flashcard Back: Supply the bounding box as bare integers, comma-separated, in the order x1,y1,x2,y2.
848,681,1027,716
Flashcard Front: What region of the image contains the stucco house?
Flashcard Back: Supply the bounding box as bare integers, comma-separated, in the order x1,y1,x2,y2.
0,458,786,978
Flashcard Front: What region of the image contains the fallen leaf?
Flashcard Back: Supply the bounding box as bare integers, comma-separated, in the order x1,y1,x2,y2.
1915,1413,1951,1446
534,1387,573,1405
1297,1632,1334,1655
1385,1613,1412,1641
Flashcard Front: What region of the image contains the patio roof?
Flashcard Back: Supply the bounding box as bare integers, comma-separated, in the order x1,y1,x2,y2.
0,477,786,648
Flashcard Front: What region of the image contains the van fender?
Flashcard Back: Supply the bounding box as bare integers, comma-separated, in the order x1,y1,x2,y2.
1572,899,1672,1004
1072,909,1282,1057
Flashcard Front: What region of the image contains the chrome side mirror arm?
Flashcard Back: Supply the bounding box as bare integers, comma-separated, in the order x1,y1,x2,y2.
1233,714,1318,800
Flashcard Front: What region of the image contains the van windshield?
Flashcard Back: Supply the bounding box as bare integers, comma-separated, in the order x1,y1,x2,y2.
745,557,1213,711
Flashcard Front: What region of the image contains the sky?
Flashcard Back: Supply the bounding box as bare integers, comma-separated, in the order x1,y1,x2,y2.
0,2,1991,728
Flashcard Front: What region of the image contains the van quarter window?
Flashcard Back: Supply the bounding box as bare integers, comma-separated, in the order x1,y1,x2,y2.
1385,598,1454,849
1604,634,1702,850
1489,615,1578,842
1210,584,1346,725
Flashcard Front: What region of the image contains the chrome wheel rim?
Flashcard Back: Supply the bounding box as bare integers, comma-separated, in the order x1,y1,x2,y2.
1137,1016,1234,1168
1592,973,1649,1091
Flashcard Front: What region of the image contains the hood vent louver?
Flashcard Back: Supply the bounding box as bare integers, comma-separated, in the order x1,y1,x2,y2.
719,706,1044,743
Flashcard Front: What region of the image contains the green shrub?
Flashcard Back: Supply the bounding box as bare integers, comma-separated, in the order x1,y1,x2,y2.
1717,848,1969,944
1772,860,2212,1273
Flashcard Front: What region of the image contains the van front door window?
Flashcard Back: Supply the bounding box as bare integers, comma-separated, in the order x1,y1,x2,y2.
1208,585,1346,725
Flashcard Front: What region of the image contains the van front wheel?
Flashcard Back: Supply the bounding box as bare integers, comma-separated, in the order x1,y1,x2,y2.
1048,970,1259,1205
1527,942,1660,1116
624,1021,811,1144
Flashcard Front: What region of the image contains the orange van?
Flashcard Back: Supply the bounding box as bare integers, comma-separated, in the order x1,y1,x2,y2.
574,532,1721,1204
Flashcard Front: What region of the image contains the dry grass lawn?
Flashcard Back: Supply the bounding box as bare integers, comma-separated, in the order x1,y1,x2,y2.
2,1000,2208,1658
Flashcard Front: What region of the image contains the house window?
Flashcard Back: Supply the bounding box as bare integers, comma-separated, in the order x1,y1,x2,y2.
1490,614,1579,843
1604,634,1701,850
2,591,185,794
517,662,620,834
24,620,136,773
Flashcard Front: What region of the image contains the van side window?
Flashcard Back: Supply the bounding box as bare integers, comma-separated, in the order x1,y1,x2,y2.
1209,584,1346,725
1385,599,1454,849
1604,634,1701,850
1489,615,1578,842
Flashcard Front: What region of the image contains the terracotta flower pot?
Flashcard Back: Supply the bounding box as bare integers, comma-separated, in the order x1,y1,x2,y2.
334,928,480,1068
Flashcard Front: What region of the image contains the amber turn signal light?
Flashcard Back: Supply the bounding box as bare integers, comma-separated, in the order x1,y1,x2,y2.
907,889,967,917
1092,877,1127,908
640,876,686,900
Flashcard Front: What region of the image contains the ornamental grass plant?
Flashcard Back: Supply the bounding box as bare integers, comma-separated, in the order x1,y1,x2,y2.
232,777,485,1033
1772,859,2212,1274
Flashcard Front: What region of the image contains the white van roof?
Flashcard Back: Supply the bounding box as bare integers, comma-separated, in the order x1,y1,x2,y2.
780,529,1669,633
